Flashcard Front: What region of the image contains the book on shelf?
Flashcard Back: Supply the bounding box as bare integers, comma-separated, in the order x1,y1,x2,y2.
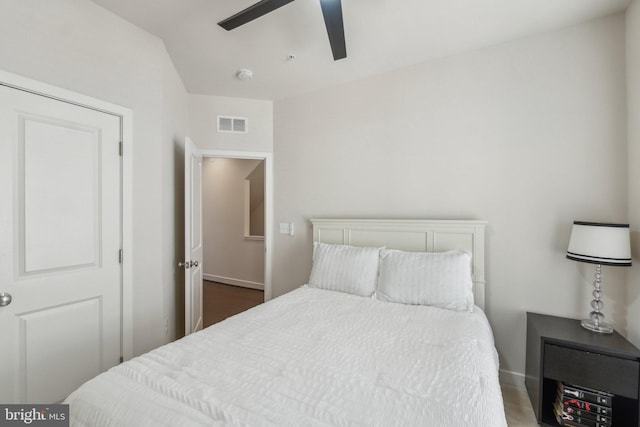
554,381,614,427
558,382,613,407
560,397,611,418
561,419,611,427
554,398,611,427
562,403,611,424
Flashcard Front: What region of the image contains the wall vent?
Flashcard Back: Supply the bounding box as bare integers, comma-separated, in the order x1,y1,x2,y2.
217,116,248,133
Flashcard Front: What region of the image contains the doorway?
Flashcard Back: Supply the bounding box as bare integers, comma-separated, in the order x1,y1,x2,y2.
183,147,272,335
201,158,265,326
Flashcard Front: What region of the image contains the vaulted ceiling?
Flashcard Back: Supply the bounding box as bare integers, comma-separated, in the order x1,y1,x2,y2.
92,0,631,100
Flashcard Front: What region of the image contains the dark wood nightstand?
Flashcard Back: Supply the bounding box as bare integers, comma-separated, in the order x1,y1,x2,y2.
526,312,640,427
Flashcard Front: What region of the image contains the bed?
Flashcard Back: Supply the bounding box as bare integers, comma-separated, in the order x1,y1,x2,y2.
65,219,507,427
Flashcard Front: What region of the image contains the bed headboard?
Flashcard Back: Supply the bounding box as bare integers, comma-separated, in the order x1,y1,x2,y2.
310,219,488,310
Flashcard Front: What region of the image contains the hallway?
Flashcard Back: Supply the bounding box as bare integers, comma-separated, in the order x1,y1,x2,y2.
203,281,264,327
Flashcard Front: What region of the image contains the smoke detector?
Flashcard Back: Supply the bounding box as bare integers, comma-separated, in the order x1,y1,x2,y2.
237,69,253,81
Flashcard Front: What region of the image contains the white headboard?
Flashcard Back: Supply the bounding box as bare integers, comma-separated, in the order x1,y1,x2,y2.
310,219,488,310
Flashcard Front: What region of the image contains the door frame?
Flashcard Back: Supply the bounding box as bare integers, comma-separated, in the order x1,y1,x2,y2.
0,69,134,361
200,149,273,301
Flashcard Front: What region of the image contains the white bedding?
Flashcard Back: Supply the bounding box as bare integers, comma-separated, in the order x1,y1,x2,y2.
65,287,507,427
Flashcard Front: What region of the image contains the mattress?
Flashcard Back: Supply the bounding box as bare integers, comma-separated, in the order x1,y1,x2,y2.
65,286,507,426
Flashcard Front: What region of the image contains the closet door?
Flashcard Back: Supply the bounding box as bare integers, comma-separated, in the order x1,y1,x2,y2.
0,85,122,403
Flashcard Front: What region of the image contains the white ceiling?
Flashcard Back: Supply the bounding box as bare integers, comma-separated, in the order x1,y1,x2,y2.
91,0,631,100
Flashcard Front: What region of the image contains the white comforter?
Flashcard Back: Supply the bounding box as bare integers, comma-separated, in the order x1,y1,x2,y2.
65,287,507,427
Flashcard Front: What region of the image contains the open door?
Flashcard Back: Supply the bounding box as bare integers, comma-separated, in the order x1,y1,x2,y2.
183,137,203,335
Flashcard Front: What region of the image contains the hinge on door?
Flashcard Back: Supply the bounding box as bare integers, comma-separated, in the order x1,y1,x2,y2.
119,249,123,264
119,141,123,156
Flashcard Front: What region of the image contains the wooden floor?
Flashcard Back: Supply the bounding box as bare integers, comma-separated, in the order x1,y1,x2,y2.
501,383,538,426
203,280,264,327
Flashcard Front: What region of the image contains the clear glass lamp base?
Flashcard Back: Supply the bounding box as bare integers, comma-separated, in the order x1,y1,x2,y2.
581,264,614,334
581,318,613,334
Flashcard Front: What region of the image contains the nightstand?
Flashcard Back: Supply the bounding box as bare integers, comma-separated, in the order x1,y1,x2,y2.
525,312,640,427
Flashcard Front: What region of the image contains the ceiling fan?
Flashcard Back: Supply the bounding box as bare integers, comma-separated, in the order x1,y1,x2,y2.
218,0,347,61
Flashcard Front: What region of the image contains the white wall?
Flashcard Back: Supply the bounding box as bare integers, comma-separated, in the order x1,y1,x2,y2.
273,14,628,381
3,0,632,379
0,0,189,354
627,0,640,348
189,94,273,152
202,158,265,287
247,161,266,236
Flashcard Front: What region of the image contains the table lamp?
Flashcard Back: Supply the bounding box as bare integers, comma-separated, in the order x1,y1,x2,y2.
566,221,631,333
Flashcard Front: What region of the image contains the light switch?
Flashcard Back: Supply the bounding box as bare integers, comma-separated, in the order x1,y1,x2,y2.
279,223,290,234
279,223,294,236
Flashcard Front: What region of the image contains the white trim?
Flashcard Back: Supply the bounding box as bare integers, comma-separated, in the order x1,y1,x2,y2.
0,69,134,361
499,369,526,389
203,274,264,291
121,106,133,361
198,149,273,302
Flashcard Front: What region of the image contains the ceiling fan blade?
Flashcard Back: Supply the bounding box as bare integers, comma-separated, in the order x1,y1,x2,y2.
319,0,347,60
218,0,295,31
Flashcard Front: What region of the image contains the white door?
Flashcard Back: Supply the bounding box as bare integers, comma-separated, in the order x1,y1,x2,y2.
0,85,122,403
184,137,203,335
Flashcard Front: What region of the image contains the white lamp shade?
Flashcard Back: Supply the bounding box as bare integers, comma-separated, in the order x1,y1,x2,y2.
567,221,632,266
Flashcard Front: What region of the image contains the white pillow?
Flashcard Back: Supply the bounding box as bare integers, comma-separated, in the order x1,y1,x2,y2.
308,242,381,297
376,249,474,311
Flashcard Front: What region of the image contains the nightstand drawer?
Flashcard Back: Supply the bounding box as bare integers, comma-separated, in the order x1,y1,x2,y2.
544,344,640,398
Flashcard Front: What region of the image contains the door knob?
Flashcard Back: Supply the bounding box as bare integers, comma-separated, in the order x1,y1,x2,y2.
0,292,12,307
178,261,190,269
190,260,199,268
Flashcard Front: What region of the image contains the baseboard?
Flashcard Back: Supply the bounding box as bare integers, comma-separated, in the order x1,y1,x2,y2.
203,274,264,291
499,369,526,389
